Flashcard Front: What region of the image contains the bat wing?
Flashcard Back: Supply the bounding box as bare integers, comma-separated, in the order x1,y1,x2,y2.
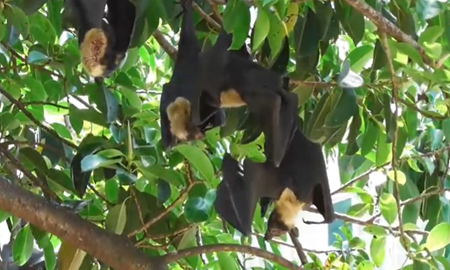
68,0,107,44
106,0,136,53
245,88,298,167
215,154,280,235
281,128,335,223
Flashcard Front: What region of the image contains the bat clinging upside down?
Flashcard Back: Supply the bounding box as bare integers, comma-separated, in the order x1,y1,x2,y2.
159,0,226,150
214,125,335,239
69,0,136,78
198,29,298,167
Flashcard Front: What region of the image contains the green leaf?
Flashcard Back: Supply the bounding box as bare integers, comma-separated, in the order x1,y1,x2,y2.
370,236,386,267
386,169,407,185
252,8,270,51
105,200,128,235
363,225,388,237
0,209,10,223
419,25,444,45
357,261,375,270
80,154,121,172
175,144,215,182
292,79,315,108
346,45,374,73
43,243,57,270
380,193,398,225
27,51,49,65
425,222,450,252
143,164,184,186
416,0,444,21
12,225,34,266
229,2,250,50
375,132,391,166
185,197,211,223
4,4,29,37
334,0,365,45
325,88,357,128
217,253,239,270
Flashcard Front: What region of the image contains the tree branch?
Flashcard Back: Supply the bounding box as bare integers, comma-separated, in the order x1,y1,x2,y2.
342,0,436,68
0,146,59,202
153,30,177,61
127,160,198,238
0,87,78,149
161,244,304,270
0,176,166,270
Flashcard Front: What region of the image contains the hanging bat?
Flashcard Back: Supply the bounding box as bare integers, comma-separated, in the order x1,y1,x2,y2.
159,0,226,150
69,0,136,78
198,29,298,167
214,125,335,239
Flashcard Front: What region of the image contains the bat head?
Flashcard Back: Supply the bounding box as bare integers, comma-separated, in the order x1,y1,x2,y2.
161,95,204,149
264,209,291,240
264,188,304,240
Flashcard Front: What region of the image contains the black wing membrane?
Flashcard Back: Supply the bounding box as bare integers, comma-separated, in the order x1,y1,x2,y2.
199,29,298,167
159,0,225,149
216,121,335,237
68,0,107,46
214,153,281,235
106,0,136,53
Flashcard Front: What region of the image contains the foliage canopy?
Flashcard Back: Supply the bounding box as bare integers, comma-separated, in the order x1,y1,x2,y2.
1,0,450,269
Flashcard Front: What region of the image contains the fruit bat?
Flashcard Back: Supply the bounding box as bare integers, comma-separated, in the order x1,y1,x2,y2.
69,0,136,78
159,0,226,150
214,125,335,239
199,29,298,167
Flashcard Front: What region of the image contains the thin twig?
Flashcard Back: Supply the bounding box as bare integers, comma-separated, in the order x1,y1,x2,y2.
127,160,198,238
161,244,303,270
379,32,409,255
153,30,177,61
0,87,78,149
192,2,221,30
289,231,308,265
0,146,59,202
342,0,436,68
22,101,69,110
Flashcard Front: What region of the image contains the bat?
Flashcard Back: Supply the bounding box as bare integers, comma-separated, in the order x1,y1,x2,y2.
159,0,226,150
69,0,136,78
198,29,298,167
214,124,335,239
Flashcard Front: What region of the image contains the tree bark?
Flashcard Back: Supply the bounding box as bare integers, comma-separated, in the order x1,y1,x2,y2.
0,177,166,270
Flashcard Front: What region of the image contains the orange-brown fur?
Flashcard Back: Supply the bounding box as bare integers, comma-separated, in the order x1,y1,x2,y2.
80,28,107,77
167,97,191,140
274,188,305,228
220,89,246,108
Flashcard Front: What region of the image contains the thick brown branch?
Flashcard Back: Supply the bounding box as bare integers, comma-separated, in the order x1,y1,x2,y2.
161,244,304,270
342,0,436,68
0,176,166,270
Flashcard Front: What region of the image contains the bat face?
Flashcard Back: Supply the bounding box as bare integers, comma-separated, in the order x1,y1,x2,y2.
264,188,304,240
73,0,135,78
80,28,109,77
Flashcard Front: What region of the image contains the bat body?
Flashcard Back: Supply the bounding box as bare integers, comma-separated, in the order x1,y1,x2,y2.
199,30,298,167
69,0,136,78
160,0,225,149
215,125,335,238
